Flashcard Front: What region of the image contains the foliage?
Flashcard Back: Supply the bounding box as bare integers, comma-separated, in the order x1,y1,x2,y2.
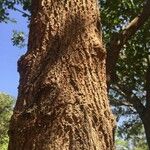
0,0,31,22
11,30,26,48
101,0,142,42
116,126,148,150
0,93,14,149
0,0,31,47
100,0,150,143
116,138,128,150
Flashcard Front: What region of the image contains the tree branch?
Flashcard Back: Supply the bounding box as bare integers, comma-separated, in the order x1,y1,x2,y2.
116,83,146,117
146,65,150,108
106,0,150,84
109,86,132,107
13,7,30,17
129,95,146,117
109,84,146,115
110,98,133,107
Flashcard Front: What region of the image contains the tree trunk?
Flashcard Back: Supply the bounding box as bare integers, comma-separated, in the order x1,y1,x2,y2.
8,0,115,149
142,109,150,149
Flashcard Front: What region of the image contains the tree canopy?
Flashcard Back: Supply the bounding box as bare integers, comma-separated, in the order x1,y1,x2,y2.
0,0,30,22
101,0,150,141
0,93,14,150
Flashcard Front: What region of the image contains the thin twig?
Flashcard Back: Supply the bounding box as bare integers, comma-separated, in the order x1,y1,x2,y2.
13,7,30,17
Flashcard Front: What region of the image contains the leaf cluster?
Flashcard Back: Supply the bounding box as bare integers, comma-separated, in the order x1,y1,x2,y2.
100,0,142,42
116,125,148,150
0,0,31,22
11,30,26,48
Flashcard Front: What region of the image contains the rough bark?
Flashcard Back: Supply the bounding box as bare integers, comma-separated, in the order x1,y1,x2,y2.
8,0,115,149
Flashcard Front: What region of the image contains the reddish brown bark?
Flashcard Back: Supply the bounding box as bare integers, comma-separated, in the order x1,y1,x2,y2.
8,0,115,149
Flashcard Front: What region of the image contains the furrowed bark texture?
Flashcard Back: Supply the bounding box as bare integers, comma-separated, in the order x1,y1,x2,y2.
8,0,115,149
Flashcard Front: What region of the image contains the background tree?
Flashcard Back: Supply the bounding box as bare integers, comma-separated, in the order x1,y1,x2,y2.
0,93,14,150
115,120,148,150
100,0,150,148
116,124,148,150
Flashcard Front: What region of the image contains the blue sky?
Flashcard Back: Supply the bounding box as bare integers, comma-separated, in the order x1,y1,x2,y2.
0,9,28,97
